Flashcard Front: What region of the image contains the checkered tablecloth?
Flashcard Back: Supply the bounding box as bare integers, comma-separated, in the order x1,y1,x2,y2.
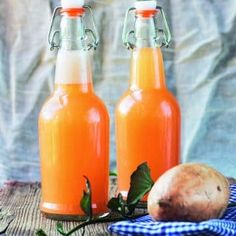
108,185,236,235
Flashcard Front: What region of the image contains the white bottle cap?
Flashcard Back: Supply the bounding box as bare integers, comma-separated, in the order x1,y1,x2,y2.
135,0,157,10
61,0,84,9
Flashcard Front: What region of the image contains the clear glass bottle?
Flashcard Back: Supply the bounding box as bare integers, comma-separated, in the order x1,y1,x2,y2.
38,4,109,218
116,1,181,198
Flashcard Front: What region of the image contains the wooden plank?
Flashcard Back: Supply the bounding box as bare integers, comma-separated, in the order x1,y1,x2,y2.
0,179,118,236
1,177,235,236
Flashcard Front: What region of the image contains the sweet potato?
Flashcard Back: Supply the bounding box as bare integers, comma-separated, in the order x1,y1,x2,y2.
148,163,230,222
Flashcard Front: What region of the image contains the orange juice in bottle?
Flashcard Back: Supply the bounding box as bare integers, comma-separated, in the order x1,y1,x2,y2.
116,0,181,197
39,0,109,217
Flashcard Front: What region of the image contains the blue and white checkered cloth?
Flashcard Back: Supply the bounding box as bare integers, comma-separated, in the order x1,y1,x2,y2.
108,184,236,235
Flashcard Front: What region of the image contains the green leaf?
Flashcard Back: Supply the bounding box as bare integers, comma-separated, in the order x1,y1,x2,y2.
107,193,128,218
127,162,154,213
107,197,120,213
107,194,124,213
80,176,93,220
56,222,63,231
108,163,154,217
109,171,118,177
56,222,66,235
36,229,48,236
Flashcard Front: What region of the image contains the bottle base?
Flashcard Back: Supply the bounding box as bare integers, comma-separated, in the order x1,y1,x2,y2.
40,202,108,221
41,211,90,221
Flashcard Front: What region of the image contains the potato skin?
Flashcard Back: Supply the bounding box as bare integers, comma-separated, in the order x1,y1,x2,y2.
147,163,230,222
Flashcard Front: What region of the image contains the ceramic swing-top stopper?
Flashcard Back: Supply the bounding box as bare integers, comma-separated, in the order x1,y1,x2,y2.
61,0,85,9
135,0,157,10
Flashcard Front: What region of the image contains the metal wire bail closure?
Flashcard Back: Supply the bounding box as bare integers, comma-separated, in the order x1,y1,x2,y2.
48,5,99,51
122,6,172,50
122,7,136,50
48,7,62,51
83,5,99,50
156,6,171,48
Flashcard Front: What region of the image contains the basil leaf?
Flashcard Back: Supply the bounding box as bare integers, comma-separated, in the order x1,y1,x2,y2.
80,176,93,220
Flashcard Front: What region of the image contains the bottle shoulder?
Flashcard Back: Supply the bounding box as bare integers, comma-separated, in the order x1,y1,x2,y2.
39,92,109,122
116,89,180,116
117,89,179,105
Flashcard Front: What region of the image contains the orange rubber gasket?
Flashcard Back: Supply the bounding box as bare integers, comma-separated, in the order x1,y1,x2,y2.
61,8,85,16
136,9,158,18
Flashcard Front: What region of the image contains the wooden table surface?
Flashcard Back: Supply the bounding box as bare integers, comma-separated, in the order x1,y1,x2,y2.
2,177,235,236
0,179,118,236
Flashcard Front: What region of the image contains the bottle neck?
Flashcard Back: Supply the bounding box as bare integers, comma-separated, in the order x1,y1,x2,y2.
135,13,157,48
55,11,93,93
130,11,166,90
60,12,86,50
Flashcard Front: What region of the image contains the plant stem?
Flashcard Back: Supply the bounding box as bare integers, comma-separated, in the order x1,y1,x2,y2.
65,213,148,236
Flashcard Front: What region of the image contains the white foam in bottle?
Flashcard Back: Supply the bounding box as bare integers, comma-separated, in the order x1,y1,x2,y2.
61,0,85,9
135,0,157,10
55,50,92,84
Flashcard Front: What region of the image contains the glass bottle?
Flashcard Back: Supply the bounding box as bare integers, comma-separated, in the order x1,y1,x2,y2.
38,2,109,218
116,0,181,197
